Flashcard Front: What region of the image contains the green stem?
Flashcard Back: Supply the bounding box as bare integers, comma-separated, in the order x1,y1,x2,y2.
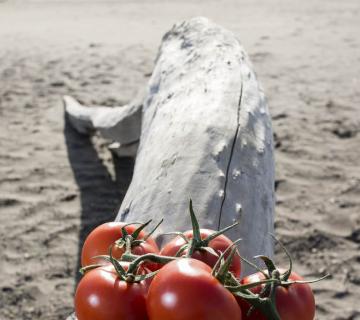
233,289,281,320
125,235,133,254
283,274,330,285
127,253,177,274
120,252,137,262
215,246,237,283
131,219,152,240
185,239,196,257
212,239,242,277
269,233,293,281
189,199,201,242
265,280,281,320
144,218,164,241
202,221,240,246
226,278,279,292
79,263,105,274
120,222,141,238
251,298,281,320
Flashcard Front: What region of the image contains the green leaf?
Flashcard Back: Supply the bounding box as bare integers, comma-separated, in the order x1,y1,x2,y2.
269,233,293,281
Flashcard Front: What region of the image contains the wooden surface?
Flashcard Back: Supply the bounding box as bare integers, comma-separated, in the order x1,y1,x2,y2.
116,17,275,275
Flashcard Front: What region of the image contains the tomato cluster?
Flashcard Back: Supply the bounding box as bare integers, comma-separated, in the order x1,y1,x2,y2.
74,201,325,320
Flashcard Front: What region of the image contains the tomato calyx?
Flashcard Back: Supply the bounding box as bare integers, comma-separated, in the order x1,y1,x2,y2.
110,251,158,283
210,241,282,319
115,219,163,252
165,199,240,258
122,252,177,271
85,245,178,283
93,245,163,283
222,235,329,320
211,241,275,289
211,239,241,282
81,251,177,283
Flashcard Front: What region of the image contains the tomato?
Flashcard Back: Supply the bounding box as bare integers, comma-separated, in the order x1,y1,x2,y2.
160,229,241,277
75,263,150,320
81,222,159,267
146,258,242,320
238,270,315,320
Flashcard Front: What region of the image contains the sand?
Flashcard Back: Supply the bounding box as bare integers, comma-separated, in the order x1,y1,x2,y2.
0,0,359,319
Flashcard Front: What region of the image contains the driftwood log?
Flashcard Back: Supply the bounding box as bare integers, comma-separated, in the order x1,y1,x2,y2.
65,16,275,319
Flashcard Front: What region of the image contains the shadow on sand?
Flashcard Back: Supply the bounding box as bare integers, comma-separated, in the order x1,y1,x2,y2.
64,113,134,287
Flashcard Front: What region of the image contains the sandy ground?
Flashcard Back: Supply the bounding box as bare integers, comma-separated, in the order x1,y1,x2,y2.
0,0,360,319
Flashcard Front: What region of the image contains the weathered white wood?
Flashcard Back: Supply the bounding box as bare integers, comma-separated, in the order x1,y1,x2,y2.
115,17,275,275
64,95,142,145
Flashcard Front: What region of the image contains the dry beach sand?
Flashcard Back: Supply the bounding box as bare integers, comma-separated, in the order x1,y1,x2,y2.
0,0,360,319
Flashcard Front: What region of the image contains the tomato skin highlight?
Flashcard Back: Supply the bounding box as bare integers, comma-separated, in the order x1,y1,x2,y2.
75,264,149,320
81,222,159,267
238,270,315,320
160,229,241,277
147,258,242,320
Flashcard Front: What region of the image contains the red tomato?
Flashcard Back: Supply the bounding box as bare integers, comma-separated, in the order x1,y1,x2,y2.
81,222,159,267
146,258,242,320
238,270,315,320
160,229,241,277
75,264,150,320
